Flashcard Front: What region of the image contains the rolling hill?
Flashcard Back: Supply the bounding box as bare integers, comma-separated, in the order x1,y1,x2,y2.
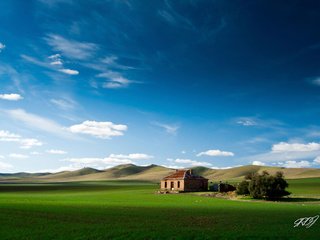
1,164,320,183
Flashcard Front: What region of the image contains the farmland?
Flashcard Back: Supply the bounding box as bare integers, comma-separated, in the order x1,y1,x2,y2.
0,179,319,239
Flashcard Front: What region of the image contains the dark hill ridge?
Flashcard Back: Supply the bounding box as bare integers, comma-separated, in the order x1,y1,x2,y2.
0,164,320,182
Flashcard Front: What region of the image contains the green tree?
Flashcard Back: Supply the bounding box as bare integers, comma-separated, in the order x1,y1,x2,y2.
237,171,290,199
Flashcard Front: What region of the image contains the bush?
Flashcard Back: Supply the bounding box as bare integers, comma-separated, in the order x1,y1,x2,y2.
236,180,250,195
237,171,290,199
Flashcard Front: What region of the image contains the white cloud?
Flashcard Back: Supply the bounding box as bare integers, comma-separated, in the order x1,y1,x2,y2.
47,149,67,154
58,68,79,75
0,93,23,101
174,158,212,167
272,142,320,152
197,149,234,157
48,54,63,65
0,130,42,149
152,122,179,135
9,153,29,159
45,34,98,60
244,141,320,164
0,161,13,171
68,120,127,139
282,160,311,168
0,42,5,52
252,161,266,166
314,156,320,164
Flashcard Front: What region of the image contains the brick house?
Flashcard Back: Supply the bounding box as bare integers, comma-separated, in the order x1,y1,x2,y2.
160,169,208,192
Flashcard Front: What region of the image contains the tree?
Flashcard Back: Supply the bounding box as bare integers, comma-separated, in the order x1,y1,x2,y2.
236,171,290,199
236,180,249,195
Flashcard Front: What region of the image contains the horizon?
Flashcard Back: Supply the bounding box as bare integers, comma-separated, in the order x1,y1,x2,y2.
0,162,316,175
1,0,320,173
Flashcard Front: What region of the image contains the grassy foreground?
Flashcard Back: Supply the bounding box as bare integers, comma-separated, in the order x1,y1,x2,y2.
0,179,319,239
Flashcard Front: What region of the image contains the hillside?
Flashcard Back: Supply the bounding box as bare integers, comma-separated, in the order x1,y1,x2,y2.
1,164,320,183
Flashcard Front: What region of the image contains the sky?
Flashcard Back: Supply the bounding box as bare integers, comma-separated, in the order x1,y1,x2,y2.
0,0,320,173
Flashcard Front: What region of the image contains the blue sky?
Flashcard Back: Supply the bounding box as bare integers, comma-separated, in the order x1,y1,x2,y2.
1,0,320,172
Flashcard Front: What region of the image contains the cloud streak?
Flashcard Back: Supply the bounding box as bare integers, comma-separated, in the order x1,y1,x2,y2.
45,34,98,60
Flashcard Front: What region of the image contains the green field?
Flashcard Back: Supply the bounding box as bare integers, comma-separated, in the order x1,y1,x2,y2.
0,179,319,239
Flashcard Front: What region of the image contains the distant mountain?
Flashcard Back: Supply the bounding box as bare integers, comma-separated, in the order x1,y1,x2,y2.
1,164,320,183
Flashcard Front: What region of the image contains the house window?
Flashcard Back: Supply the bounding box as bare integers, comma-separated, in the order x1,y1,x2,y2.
177,181,180,188
171,181,174,189
164,181,167,188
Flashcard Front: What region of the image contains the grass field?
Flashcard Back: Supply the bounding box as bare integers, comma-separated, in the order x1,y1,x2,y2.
0,179,319,239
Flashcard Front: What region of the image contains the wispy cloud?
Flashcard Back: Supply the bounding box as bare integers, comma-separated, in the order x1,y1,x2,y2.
311,77,320,86
0,42,5,52
97,71,135,89
0,93,23,101
0,65,25,93
45,34,98,60
158,1,194,30
197,149,234,157
236,117,257,126
4,108,69,138
152,122,179,135
22,54,79,76
50,97,76,110
101,55,134,70
68,120,128,139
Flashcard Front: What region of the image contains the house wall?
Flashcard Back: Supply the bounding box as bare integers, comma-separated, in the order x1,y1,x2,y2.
161,179,208,192
160,180,185,191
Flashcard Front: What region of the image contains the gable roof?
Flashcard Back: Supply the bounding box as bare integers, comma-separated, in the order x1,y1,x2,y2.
162,169,208,180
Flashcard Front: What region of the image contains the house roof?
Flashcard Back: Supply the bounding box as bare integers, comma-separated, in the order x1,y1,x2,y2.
162,169,208,180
